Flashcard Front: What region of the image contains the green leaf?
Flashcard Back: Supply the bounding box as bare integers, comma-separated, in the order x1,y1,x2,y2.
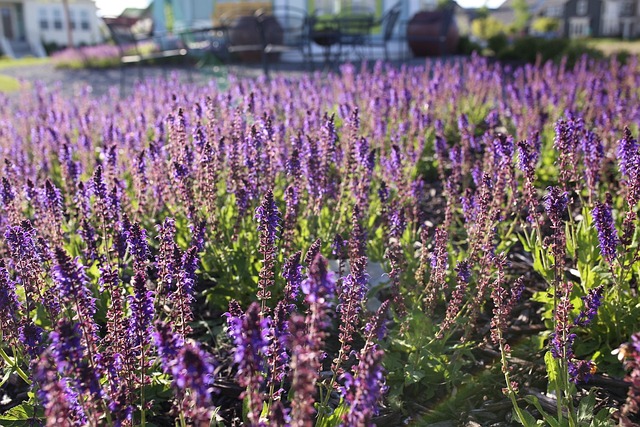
524,395,560,427
515,407,540,427
577,390,596,424
316,400,349,427
0,403,39,423
544,351,560,395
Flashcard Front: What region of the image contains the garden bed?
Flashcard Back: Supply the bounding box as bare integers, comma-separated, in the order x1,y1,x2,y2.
0,57,639,426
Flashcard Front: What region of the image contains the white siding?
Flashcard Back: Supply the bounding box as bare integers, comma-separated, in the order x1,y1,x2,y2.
23,0,102,47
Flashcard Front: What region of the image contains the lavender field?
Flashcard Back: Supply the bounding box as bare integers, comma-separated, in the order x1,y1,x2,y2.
0,56,640,426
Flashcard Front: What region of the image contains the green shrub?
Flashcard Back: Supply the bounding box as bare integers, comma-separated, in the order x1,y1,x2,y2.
487,33,508,54
531,17,560,33
471,16,506,40
457,35,482,55
494,37,602,66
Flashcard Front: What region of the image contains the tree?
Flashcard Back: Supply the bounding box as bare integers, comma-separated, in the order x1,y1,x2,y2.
531,17,560,33
512,0,531,32
471,16,506,40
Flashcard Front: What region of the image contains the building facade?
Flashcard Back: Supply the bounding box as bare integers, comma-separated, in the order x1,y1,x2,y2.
0,0,102,57
563,0,640,37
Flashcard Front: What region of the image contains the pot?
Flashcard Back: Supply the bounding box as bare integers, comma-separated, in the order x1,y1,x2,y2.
406,10,459,57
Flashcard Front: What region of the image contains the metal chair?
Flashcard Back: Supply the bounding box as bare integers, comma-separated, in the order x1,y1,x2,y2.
256,6,311,77
337,13,375,61
105,21,189,91
307,10,342,70
368,2,402,61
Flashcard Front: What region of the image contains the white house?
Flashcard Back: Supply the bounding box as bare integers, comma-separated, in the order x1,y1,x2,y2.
0,0,102,58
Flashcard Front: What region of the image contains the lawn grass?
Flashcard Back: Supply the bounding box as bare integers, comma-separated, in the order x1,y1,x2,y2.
585,38,640,56
0,56,50,70
0,75,22,92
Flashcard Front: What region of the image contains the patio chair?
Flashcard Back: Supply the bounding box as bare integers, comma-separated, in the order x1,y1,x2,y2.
337,13,375,61
256,6,311,77
367,2,401,62
307,11,342,70
105,21,189,90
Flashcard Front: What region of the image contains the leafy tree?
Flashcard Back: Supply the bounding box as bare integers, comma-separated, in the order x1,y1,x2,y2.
512,0,531,31
471,16,506,40
531,17,560,33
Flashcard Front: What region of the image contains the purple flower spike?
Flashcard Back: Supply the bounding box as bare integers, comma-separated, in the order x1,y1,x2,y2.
543,186,568,224
617,127,639,178
34,352,87,426
128,271,154,349
50,319,102,398
172,342,215,425
256,189,281,306
282,251,303,304
0,265,21,344
592,195,619,265
226,302,269,426
255,189,281,249
342,346,387,427
574,285,604,327
568,359,595,383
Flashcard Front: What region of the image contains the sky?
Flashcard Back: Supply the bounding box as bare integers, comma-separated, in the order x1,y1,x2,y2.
94,0,503,17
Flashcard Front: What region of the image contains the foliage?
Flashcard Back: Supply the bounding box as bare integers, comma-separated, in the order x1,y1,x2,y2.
512,0,532,32
531,17,561,33
471,15,506,40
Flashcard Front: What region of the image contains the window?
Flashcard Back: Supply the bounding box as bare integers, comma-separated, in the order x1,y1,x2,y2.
53,8,62,30
39,8,48,30
623,1,635,15
576,0,588,15
80,10,90,30
69,9,76,30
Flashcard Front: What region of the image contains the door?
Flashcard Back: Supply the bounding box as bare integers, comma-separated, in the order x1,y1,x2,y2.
1,7,13,40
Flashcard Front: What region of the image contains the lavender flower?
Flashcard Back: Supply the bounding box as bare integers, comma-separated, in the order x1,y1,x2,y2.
490,277,525,345
617,127,639,178
423,227,449,312
153,320,185,373
282,251,303,304
50,319,102,398
18,320,44,359
171,342,215,426
34,352,87,426
0,265,21,344
128,271,154,349
342,346,386,427
574,285,605,327
288,314,319,427
592,195,619,265
304,238,322,266
125,220,150,271
439,260,472,336
334,256,368,370
226,302,269,426
568,359,595,383
255,189,281,306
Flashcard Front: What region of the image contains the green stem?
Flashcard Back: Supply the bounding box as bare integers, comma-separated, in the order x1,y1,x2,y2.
500,349,528,425
0,347,30,384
